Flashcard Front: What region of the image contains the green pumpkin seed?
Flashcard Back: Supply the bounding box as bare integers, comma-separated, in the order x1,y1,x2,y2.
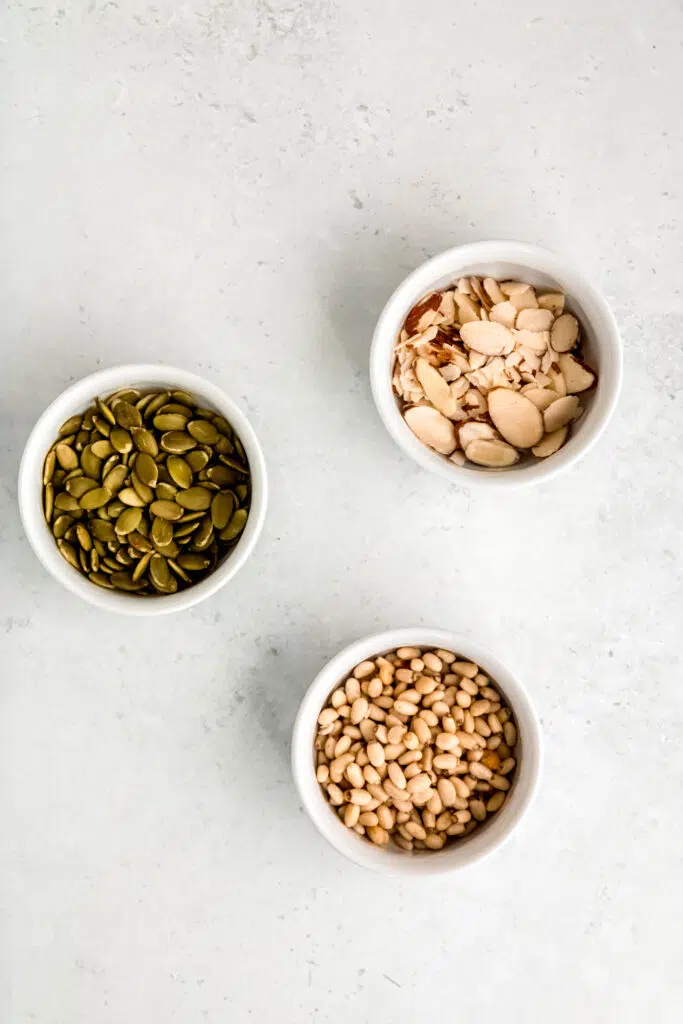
177,553,211,571
115,548,134,567
74,429,90,450
153,413,189,432
66,476,98,499
115,507,143,536
206,465,236,487
108,388,140,406
135,393,154,414
143,391,170,418
54,492,81,513
106,499,126,518
131,473,154,504
211,491,235,530
156,538,180,558
57,539,80,570
118,487,146,508
43,449,56,486
151,517,174,547
113,400,142,430
52,514,74,538
110,428,133,454
59,414,83,436
102,464,128,494
80,445,102,479
91,439,114,459
79,547,90,572
219,455,248,474
167,558,191,583
192,517,214,551
177,511,205,523
220,508,248,541
166,455,193,489
95,397,116,425
171,390,196,407
186,449,210,472
92,415,111,437
160,431,196,454
155,482,178,501
128,531,153,553
55,443,79,471
132,550,153,582
188,419,219,444
89,520,117,542
89,571,114,589
214,435,234,455
212,416,233,437
134,452,158,487
175,486,212,511
79,487,112,511
158,402,193,418
149,553,174,592
149,499,183,521
130,426,158,455
76,523,92,551
236,483,249,503
110,571,145,592
174,521,200,539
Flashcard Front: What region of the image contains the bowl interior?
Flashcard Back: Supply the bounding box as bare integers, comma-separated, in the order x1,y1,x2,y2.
19,365,266,615
293,629,541,875
371,243,622,484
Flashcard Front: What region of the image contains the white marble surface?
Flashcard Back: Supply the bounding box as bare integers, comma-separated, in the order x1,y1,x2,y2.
1,1,682,1021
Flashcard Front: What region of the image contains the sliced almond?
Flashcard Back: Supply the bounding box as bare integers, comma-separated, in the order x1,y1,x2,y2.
450,377,470,400
520,387,560,412
404,292,441,335
546,366,567,396
487,388,544,448
449,449,466,466
501,282,539,311
460,320,512,356
543,395,579,432
467,350,488,370
532,427,568,458
558,353,596,393
489,301,517,329
550,313,579,352
538,291,565,315
415,357,456,416
469,277,491,310
454,293,481,324
500,281,530,297
439,290,456,324
464,438,519,468
483,278,506,305
404,406,456,455
515,308,554,332
456,277,472,294
513,329,549,354
463,389,488,416
458,421,498,448
439,363,462,382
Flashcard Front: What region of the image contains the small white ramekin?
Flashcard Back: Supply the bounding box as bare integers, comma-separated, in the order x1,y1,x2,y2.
18,364,268,615
292,628,542,876
370,240,622,487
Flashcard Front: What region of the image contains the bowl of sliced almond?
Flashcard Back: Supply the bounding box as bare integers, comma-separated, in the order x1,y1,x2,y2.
370,241,622,486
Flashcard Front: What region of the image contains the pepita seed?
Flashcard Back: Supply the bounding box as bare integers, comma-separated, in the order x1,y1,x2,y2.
76,524,92,551
55,443,79,471
43,449,56,486
59,415,83,436
219,508,248,541
102,464,128,494
167,558,191,582
80,446,102,479
177,553,211,571
134,452,158,488
160,431,196,454
131,473,155,504
110,571,145,592
171,390,196,407
54,492,80,513
113,400,142,430
211,491,235,530
90,520,117,542
149,554,174,592
130,426,158,455
118,487,146,508
192,517,214,550
175,486,212,511
90,549,100,572
66,476,99,498
128,530,153,552
52,514,74,538
188,419,219,444
108,388,141,405
57,539,80,570
132,550,153,582
79,547,89,572
150,499,183,520
206,465,235,487
89,571,114,588
154,413,189,432
91,439,114,459
79,487,112,511
92,415,112,436
166,455,193,489
106,499,126,518
110,428,133,454
115,507,143,536
186,449,210,472
96,397,116,425
155,482,178,501
151,517,174,548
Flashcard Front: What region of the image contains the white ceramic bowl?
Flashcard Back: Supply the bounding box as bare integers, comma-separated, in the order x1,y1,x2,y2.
18,364,268,615
292,628,542,876
370,240,623,487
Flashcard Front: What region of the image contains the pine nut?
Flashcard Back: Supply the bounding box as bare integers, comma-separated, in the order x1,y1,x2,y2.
330,752,354,781
490,773,510,791
368,704,386,722
344,803,360,827
367,825,389,846
416,675,438,695
356,748,369,767
500,757,516,775
343,725,362,740
366,678,383,699
504,722,517,747
469,762,492,780
455,810,471,824
460,677,478,696
387,725,406,744
394,834,413,851
427,792,443,815
452,777,471,799
436,649,455,664
487,792,506,813
345,678,361,702
400,689,421,704
447,823,466,835
384,743,405,760
353,660,375,680
366,783,388,803
397,647,421,660
388,762,407,790
367,741,385,767
423,652,443,673
383,780,406,803
424,832,445,850
318,707,338,727
406,773,431,795
359,719,376,743
437,778,456,807
345,763,364,788
436,811,452,831
403,763,421,779
350,697,369,724
418,709,439,727
404,820,427,840
413,718,431,744
442,716,456,734
398,749,422,765
316,764,329,783
474,718,492,737
347,788,372,806
456,731,478,750
327,783,344,805
377,805,394,830
363,765,381,785
331,688,346,707
358,811,379,827
410,658,424,672
435,732,460,752
395,668,413,684
433,753,459,772
334,735,352,757
422,689,445,707
393,699,418,716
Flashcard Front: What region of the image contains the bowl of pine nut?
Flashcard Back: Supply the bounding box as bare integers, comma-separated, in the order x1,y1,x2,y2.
292,628,542,875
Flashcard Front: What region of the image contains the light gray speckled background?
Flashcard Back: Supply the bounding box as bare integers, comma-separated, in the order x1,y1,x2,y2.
1,1,682,1021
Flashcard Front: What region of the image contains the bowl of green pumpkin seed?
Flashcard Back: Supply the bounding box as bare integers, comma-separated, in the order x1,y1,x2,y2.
18,364,267,614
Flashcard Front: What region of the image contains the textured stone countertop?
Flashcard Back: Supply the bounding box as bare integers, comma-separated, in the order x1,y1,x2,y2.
1,1,682,1021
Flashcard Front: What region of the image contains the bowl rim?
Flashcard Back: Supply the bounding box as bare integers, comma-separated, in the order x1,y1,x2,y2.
18,363,268,616
291,627,543,876
370,239,623,488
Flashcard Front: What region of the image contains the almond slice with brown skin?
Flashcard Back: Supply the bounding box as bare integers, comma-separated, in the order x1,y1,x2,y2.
489,301,517,329
464,438,520,468
415,357,456,416
516,308,554,332
458,421,498,447
543,395,579,432
537,291,565,314
532,426,568,457
520,387,560,411
404,405,457,455
558,353,596,393
487,388,544,448
550,313,579,352
460,320,512,356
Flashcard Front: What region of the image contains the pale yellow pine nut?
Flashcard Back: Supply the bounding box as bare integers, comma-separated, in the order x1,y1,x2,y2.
398,749,422,765
490,773,510,791
403,763,421,779
422,810,436,829
345,678,361,701
366,678,383,699
500,757,516,774
394,834,413,851
404,820,427,840
469,799,487,821
456,690,472,708
327,783,344,805
316,765,329,784
334,735,352,757
436,648,455,663
452,661,478,678
353,660,375,680
410,658,424,673
423,652,443,673
358,811,379,827
504,721,517,747
433,753,459,771
367,705,386,722
487,792,506,812
397,647,421,660
367,825,389,846
345,763,364,788
318,707,338,727
469,762,492,780
344,802,360,827
424,832,445,850
427,792,443,815
452,777,471,799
